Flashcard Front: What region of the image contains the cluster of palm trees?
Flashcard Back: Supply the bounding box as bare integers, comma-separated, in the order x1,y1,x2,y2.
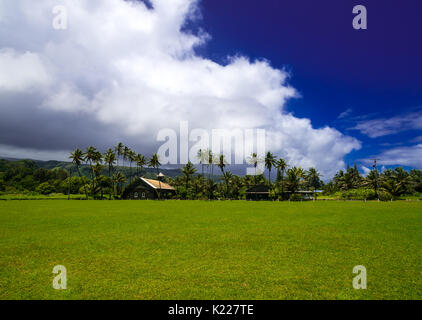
325,164,422,199
68,143,422,200
69,143,161,199
68,145,325,200
171,150,323,200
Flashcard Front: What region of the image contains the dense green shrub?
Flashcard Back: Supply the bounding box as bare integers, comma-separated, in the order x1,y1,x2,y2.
333,188,394,201
378,190,394,201
35,182,55,195
340,188,376,200
289,194,302,201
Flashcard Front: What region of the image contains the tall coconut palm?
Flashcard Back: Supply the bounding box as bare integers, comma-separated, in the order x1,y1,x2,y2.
247,152,259,175
264,152,276,186
217,154,229,198
112,171,127,199
135,153,147,177
247,152,262,185
69,148,88,200
85,147,102,197
148,153,162,199
67,167,72,200
275,158,288,198
104,149,116,199
206,149,214,180
223,171,234,198
122,146,130,169
127,149,136,183
85,146,97,178
197,149,207,177
115,142,124,170
104,149,116,177
93,163,104,199
85,147,96,192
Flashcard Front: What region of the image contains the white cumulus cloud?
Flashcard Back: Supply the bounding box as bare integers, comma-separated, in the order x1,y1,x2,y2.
371,144,422,169
352,111,422,138
0,49,51,91
0,0,361,177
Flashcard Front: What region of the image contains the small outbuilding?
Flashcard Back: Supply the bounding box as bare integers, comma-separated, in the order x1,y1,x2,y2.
124,177,176,200
246,185,270,201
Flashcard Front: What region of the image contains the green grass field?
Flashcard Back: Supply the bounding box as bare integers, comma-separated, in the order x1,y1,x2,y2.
0,193,86,200
0,200,421,300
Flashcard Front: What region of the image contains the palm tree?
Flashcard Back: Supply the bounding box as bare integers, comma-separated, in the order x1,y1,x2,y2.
181,161,197,191
69,148,88,200
104,149,116,200
148,153,162,199
364,168,379,199
223,171,234,199
96,175,111,201
247,152,259,175
85,147,102,198
135,153,147,177
112,171,127,199
340,164,363,190
275,158,288,199
85,146,97,177
381,167,410,198
286,167,304,194
115,142,124,169
197,149,207,177
67,167,72,200
122,146,130,170
93,151,103,194
305,167,323,193
264,152,276,186
127,149,136,182
217,154,229,198
207,149,214,180
217,154,227,175
93,163,104,199
247,152,262,185
191,174,206,199
104,149,116,178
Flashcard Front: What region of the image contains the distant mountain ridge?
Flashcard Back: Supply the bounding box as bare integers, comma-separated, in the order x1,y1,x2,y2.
0,157,183,178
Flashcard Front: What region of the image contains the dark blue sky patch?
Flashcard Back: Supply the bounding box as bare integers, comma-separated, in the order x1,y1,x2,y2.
191,0,422,169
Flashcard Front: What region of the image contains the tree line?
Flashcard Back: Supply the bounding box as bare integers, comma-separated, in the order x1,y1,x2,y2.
1,144,421,200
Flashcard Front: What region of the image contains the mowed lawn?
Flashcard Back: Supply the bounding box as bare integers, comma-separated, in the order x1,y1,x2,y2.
0,200,421,300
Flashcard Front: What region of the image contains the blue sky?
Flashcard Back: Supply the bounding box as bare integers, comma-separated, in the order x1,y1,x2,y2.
195,0,422,170
0,0,421,176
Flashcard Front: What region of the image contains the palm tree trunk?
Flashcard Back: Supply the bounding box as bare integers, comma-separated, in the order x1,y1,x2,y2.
88,160,95,199
77,166,89,200
281,171,285,200
268,169,271,186
68,167,72,200
156,167,161,200
108,165,112,200
268,168,271,200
